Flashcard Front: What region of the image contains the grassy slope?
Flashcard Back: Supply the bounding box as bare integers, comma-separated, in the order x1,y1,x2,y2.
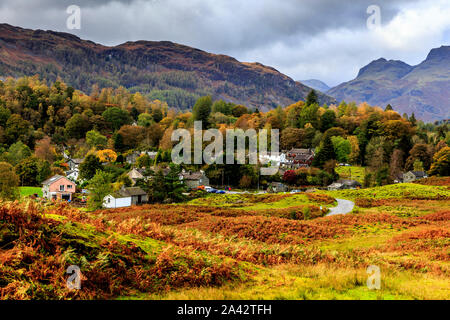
150,184,450,300
19,187,43,197
335,166,366,184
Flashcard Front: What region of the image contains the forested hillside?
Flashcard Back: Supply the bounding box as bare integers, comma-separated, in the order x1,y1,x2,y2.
0,75,449,195
0,24,335,112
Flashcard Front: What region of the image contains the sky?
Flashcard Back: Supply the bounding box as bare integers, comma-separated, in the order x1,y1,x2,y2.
0,0,449,87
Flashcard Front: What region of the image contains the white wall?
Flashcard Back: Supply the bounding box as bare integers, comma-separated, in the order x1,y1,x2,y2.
103,195,132,208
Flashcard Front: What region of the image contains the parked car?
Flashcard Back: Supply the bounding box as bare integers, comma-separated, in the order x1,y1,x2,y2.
206,187,218,193
216,190,226,194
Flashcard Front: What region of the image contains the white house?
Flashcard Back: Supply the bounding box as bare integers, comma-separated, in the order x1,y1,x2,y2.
259,152,284,167
103,187,148,209
67,158,84,171
65,169,79,181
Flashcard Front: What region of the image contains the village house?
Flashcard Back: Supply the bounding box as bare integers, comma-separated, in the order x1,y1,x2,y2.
403,171,428,183
42,175,77,201
327,179,362,191
268,182,288,193
282,148,315,169
126,151,141,165
103,187,148,209
67,158,84,171
65,169,79,182
180,170,210,189
127,168,148,185
126,151,158,165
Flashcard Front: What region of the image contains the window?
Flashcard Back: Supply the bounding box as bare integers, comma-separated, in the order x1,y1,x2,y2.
60,185,64,191
67,185,73,189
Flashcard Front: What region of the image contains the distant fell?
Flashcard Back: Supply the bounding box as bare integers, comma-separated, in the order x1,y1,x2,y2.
0,24,335,111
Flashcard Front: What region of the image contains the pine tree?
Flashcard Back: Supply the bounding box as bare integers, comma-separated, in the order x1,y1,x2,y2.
305,90,319,106
192,96,212,127
313,136,336,168
164,164,187,202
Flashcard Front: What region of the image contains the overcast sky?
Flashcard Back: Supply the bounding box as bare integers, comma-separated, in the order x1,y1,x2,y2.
0,0,449,86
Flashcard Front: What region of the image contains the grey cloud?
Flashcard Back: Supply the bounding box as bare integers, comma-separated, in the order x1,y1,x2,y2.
0,0,447,86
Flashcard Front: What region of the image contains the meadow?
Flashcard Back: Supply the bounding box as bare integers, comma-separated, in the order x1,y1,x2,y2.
335,166,366,184
19,187,43,197
1,179,449,300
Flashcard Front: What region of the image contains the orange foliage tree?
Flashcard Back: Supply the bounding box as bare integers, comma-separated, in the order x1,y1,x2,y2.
97,149,117,163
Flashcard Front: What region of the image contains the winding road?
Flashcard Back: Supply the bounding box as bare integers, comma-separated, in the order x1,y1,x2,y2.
327,199,355,216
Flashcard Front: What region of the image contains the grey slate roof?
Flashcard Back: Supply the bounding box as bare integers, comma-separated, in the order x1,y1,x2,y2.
110,187,147,199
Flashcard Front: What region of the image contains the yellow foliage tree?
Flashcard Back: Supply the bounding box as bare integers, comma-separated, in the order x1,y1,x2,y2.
97,149,117,163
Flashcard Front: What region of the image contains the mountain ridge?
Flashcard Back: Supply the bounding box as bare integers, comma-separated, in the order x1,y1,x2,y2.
328,46,450,122
0,23,335,111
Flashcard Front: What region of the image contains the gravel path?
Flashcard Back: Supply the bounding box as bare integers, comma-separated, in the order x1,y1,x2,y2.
327,199,355,216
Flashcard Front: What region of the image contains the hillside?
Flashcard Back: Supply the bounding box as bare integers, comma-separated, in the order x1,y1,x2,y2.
328,46,450,122
0,23,334,111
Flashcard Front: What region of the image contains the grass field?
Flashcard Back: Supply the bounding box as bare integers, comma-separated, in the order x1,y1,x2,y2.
335,166,366,183
1,178,449,300
19,186,43,197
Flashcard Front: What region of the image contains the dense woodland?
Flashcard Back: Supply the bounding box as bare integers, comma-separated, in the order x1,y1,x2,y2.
0,76,449,202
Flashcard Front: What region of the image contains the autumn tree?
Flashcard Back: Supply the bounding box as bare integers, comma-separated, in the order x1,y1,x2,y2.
5,114,32,145
15,157,39,186
7,141,31,166
192,96,212,127
331,136,351,163
429,147,450,176
305,90,319,106
389,149,404,182
97,149,118,163
136,154,153,168
231,105,248,118
79,154,102,180
281,128,305,150
347,136,360,164
298,103,319,129
86,130,108,149
283,170,297,185
320,110,337,132
405,143,433,171
0,162,19,200
137,113,153,128
65,114,90,139
313,135,336,168
87,170,113,210
239,175,253,188
35,136,55,163
117,125,146,150
102,107,131,131
152,108,163,123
